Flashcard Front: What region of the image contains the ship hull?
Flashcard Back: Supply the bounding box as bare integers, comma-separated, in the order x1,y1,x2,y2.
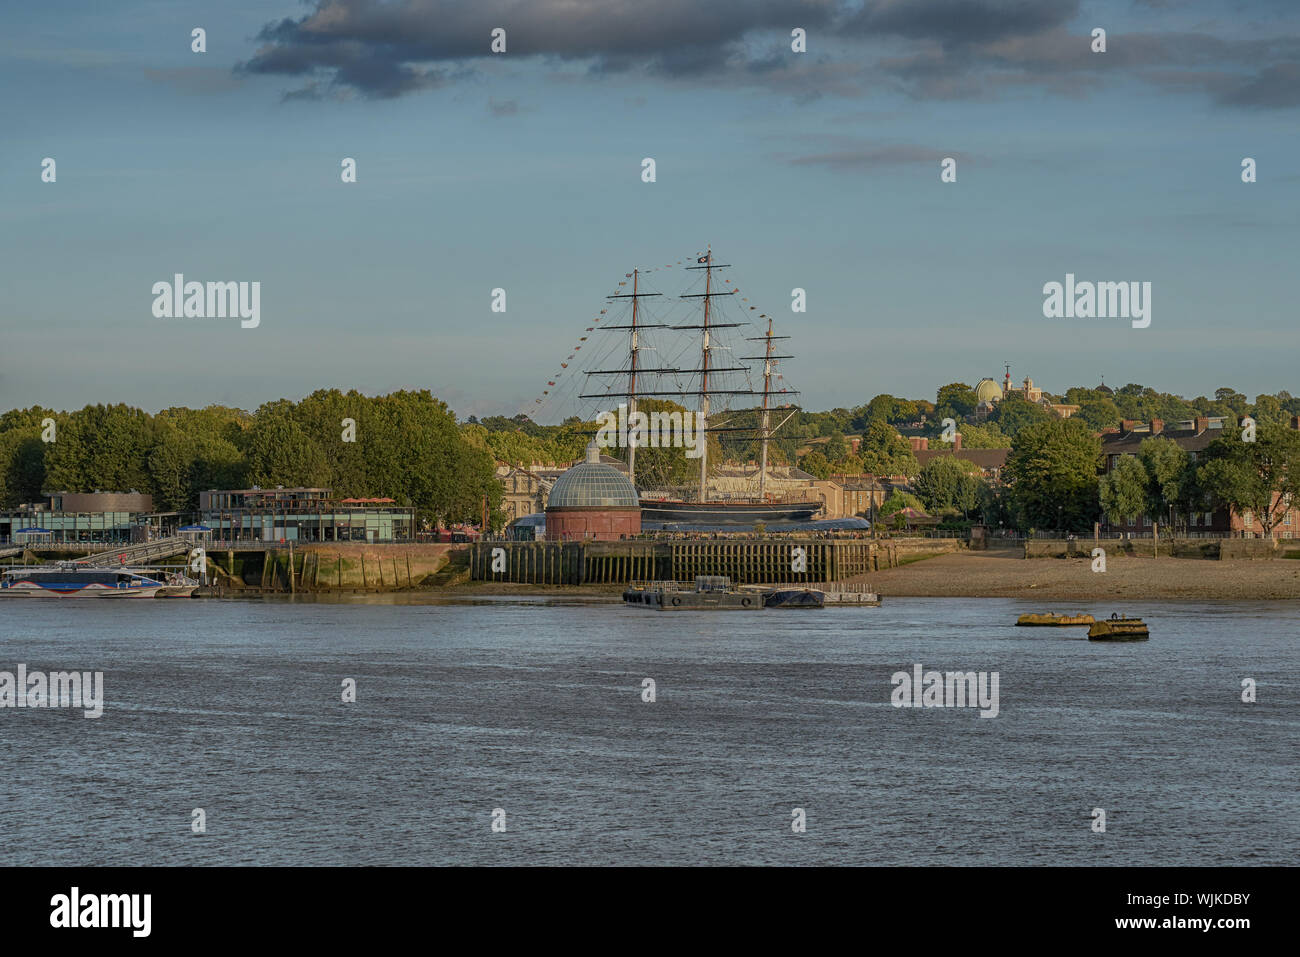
1,566,166,598
639,500,821,525
0,583,162,598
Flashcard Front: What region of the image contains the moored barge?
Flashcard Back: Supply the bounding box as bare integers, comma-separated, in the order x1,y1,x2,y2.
1017,612,1095,626
1087,615,1150,640
624,576,763,610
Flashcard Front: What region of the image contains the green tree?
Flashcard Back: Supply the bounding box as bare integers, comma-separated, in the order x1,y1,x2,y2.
1136,437,1192,526
1072,394,1121,432
42,404,158,495
946,421,1010,449
914,455,984,517
823,431,849,462
243,400,331,489
1099,455,1147,525
857,420,919,477
989,394,1053,437
1004,418,1102,533
365,390,501,527
831,452,865,475
1197,425,1300,537
877,490,923,523
799,450,832,480
854,394,919,431
291,389,373,496
1213,388,1249,417
935,382,978,421
1250,394,1288,429
148,424,245,511
0,407,52,507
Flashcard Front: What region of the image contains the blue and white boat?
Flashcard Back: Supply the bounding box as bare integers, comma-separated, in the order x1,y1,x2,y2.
0,563,165,598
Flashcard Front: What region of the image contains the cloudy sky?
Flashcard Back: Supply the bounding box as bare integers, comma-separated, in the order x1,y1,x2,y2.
3,0,1299,420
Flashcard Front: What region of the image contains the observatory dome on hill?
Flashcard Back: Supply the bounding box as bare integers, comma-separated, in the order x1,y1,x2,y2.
975,378,1002,404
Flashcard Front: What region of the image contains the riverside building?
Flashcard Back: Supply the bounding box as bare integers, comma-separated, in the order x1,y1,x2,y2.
197,487,415,543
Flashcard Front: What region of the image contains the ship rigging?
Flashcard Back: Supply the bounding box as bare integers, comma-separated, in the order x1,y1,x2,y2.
568,248,818,523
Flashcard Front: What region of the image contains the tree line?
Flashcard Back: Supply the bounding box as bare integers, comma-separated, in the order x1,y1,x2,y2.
5,380,1296,535
0,390,502,529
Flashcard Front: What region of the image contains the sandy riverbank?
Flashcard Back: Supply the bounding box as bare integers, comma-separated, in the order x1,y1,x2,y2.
852,549,1300,600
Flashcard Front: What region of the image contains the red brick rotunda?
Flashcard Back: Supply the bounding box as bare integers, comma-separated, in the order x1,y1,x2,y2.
544,441,642,541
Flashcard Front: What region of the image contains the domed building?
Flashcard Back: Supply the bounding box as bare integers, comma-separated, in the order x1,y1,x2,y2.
974,377,1002,405
544,441,641,541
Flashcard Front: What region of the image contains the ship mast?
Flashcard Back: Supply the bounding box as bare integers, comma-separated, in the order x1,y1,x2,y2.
679,248,747,504
698,254,712,502
628,268,640,482
744,317,793,501
580,269,665,487
584,249,755,502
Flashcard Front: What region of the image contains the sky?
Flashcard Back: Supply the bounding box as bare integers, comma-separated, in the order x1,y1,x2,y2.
3,0,1299,422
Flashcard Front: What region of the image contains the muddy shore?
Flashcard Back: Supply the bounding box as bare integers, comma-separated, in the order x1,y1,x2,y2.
852,549,1300,600
425,549,1300,601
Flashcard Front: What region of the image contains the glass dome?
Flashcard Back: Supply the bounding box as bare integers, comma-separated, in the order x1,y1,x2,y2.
546,442,640,509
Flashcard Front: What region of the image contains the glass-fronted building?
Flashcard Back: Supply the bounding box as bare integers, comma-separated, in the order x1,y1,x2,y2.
0,512,137,543
0,492,156,544
197,488,415,543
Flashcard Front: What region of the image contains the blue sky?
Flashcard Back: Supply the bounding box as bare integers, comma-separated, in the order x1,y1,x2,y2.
3,0,1299,421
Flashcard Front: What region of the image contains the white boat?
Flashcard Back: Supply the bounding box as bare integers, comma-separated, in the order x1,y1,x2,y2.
0,563,165,598
154,572,200,598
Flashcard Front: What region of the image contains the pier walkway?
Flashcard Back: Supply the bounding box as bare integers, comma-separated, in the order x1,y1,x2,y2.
76,537,192,566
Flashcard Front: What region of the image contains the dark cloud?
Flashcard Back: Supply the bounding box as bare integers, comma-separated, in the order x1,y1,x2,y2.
238,0,822,97
1218,61,1300,107
234,0,1300,110
840,0,1079,47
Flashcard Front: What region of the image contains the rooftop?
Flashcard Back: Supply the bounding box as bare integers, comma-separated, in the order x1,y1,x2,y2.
546,442,640,509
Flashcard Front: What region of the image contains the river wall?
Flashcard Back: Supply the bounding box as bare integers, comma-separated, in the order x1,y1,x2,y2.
1023,538,1294,560
467,538,966,586
206,543,463,593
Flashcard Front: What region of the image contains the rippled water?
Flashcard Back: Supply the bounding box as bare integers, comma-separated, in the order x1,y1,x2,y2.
1,595,1296,865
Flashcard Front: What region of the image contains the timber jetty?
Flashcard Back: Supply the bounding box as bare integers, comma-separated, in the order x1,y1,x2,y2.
469,538,956,586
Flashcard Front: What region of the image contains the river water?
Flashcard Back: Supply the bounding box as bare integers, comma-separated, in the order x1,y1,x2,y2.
1,596,1296,865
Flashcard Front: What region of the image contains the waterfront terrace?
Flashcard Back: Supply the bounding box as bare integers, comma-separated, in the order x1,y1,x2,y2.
198,487,415,543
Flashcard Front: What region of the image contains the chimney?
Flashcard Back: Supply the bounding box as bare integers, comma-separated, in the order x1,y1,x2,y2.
1121,419,1139,433
1195,416,1209,434
908,436,928,451
1150,418,1164,435
953,432,962,450
850,437,861,453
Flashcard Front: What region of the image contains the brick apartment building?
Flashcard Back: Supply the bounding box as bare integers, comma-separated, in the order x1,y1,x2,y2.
1098,415,1300,538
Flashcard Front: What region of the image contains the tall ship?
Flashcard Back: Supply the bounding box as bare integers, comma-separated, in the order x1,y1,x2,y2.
0,563,166,598
577,248,822,526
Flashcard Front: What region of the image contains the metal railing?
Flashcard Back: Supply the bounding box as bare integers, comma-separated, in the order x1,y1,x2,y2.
78,537,191,566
